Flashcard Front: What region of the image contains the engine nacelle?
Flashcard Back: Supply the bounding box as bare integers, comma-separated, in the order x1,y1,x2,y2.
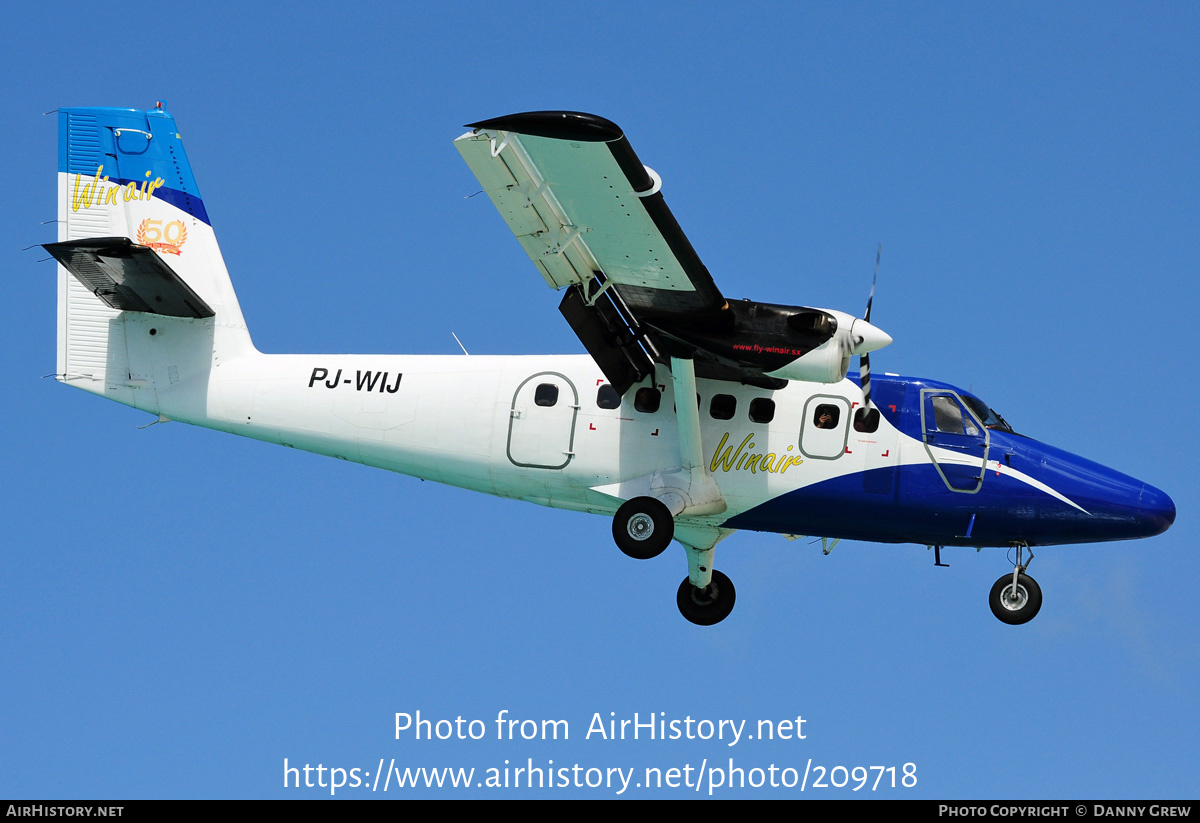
762,308,891,384
647,303,890,386
764,336,851,383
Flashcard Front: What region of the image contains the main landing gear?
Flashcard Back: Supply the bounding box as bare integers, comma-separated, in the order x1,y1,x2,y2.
612,497,673,559
988,544,1042,625
676,570,736,626
611,496,735,625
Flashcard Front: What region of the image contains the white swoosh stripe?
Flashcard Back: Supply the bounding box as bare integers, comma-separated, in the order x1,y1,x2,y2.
988,460,1090,514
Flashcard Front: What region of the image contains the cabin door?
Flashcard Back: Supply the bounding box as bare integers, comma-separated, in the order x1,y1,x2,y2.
799,395,851,460
507,372,579,469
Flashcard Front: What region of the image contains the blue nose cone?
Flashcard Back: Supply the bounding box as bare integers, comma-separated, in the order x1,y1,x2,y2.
1023,441,1176,544
1137,483,1176,537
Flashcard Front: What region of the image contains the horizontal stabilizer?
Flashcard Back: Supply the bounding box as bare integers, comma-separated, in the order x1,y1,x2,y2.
44,237,214,318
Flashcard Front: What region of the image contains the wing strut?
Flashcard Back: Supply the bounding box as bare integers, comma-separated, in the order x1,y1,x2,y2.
589,357,726,523
667,356,726,518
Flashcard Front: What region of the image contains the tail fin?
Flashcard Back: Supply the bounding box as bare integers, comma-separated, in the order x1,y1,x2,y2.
51,103,252,409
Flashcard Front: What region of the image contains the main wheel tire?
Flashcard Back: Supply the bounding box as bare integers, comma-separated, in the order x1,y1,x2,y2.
989,572,1043,625
612,497,674,559
676,570,736,625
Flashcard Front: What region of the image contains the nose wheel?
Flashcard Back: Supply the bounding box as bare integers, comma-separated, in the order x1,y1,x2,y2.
989,572,1042,624
988,544,1042,625
989,544,1042,624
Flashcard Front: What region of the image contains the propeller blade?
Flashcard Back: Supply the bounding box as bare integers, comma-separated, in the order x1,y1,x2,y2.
865,242,881,324
861,243,882,409
861,349,873,410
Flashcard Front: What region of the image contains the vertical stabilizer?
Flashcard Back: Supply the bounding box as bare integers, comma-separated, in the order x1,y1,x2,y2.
54,104,253,410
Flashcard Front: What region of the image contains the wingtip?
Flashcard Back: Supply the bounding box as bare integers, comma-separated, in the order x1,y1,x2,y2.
464,111,623,142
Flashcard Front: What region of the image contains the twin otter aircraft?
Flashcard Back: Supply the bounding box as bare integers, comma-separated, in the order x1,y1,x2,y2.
47,104,1175,625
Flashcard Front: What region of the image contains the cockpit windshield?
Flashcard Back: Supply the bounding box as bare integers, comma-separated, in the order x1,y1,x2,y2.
963,395,1015,434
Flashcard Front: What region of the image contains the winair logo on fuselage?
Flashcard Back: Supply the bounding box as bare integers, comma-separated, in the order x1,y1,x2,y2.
710,432,805,475
71,165,165,211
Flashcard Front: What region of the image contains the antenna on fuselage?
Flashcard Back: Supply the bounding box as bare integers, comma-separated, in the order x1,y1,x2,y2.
451,332,470,355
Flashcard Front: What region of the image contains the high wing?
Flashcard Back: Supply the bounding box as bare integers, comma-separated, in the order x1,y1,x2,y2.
456,112,726,316
456,112,889,394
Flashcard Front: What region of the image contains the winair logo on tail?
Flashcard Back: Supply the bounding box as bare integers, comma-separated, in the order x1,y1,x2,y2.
70,165,165,211
710,432,805,475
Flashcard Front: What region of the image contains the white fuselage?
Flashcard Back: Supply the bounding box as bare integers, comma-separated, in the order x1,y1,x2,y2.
108,337,906,528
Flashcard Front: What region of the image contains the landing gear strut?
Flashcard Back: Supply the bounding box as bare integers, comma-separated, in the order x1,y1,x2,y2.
989,545,1042,625
677,569,736,625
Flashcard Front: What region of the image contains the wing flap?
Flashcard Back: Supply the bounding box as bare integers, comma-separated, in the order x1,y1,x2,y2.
456,128,595,290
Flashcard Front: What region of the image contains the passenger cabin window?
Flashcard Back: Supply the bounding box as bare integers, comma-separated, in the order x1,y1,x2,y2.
534,383,559,407
813,404,840,429
749,398,775,424
854,407,880,433
596,384,621,409
634,387,660,413
710,394,736,420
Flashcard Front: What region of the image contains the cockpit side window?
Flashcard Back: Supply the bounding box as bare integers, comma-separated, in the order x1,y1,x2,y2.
963,395,1015,433
932,396,979,436
932,396,964,434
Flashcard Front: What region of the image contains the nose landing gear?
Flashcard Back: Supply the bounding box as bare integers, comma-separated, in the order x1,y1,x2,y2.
989,544,1041,624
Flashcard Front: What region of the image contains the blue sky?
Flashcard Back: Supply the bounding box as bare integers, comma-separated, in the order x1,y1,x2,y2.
1,1,1196,799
